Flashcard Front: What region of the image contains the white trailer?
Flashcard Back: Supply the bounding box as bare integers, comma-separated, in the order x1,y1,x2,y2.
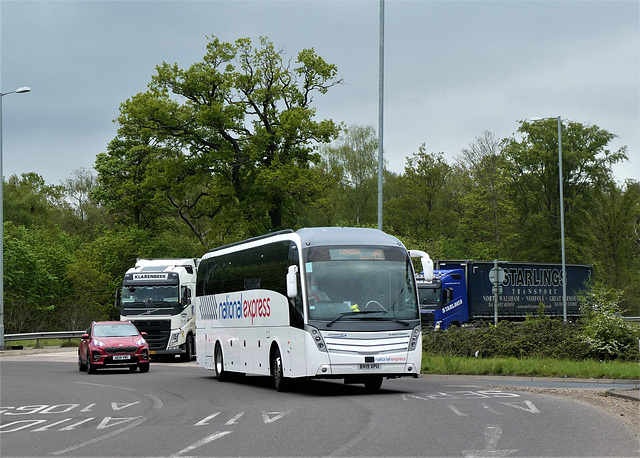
117,258,199,361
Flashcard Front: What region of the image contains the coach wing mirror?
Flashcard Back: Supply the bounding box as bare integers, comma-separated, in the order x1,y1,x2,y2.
286,265,298,299
408,250,434,281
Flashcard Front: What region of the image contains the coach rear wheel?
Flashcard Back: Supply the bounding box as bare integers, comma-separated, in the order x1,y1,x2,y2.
214,344,228,382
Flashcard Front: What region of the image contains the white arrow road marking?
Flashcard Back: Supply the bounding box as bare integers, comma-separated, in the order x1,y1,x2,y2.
225,412,244,425
462,425,518,457
171,431,232,457
194,412,220,426
501,400,540,414
111,401,140,411
261,410,291,424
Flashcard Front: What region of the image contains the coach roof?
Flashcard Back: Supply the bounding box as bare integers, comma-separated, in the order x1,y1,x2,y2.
296,227,404,248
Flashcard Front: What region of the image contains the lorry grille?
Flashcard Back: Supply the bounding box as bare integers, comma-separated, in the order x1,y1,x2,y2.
129,319,170,351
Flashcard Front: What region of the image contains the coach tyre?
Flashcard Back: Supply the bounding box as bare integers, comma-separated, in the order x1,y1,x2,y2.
214,343,228,381
272,347,289,392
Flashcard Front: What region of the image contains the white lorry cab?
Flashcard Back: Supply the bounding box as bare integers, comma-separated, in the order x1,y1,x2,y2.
117,258,199,361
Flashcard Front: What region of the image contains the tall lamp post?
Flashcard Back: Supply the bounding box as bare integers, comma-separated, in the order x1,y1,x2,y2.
377,0,385,230
1,86,31,349
530,116,567,322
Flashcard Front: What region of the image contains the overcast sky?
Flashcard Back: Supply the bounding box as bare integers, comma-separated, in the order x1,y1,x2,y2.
1,0,638,187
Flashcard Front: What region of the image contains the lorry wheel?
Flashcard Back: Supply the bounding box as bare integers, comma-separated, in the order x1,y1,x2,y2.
180,335,193,362
214,343,228,382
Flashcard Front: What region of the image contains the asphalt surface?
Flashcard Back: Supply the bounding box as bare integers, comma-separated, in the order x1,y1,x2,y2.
2,345,638,402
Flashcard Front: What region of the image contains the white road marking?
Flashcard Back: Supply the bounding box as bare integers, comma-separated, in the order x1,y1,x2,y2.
144,393,163,409
501,400,540,414
59,417,96,431
111,401,140,411
76,381,136,392
171,431,232,457
482,403,502,415
462,424,518,457
261,410,291,424
51,416,145,455
448,405,467,416
225,412,244,425
194,412,220,426
32,418,73,431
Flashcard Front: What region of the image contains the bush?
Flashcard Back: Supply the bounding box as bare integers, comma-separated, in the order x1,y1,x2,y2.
578,283,640,361
423,309,639,363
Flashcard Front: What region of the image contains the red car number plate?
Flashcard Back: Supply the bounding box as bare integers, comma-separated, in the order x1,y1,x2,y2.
113,355,131,360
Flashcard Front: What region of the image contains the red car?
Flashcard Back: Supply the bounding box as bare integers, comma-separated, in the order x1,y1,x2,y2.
79,321,150,373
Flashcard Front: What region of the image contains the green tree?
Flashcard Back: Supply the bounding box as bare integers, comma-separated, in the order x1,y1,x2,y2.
385,147,453,245
3,173,64,228
94,36,342,247
321,124,379,226
504,120,627,263
3,223,75,333
453,131,517,259
589,180,640,314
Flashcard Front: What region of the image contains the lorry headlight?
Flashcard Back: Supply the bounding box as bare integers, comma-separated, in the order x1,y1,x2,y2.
170,333,179,344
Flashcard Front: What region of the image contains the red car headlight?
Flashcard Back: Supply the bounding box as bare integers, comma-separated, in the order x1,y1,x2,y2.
92,339,106,347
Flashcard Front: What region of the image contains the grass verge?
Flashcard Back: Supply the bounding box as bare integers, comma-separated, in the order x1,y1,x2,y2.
422,354,640,380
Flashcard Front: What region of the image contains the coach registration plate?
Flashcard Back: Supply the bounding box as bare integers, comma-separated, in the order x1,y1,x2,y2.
359,363,380,369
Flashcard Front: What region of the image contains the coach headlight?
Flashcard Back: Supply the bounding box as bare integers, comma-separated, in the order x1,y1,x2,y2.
305,325,327,352
409,326,421,351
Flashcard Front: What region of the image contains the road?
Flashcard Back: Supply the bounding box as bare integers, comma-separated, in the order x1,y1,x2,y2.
1,349,638,457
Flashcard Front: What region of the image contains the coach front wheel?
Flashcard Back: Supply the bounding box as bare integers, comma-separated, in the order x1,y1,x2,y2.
271,347,289,392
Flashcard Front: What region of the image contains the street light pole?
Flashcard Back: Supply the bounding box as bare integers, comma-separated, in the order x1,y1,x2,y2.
530,116,567,321
1,86,31,350
377,0,385,230
556,116,567,322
